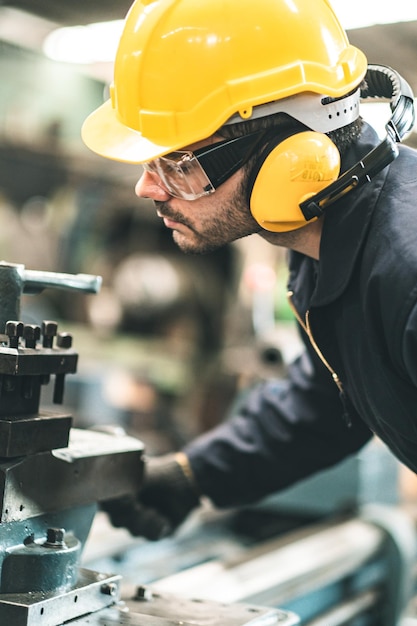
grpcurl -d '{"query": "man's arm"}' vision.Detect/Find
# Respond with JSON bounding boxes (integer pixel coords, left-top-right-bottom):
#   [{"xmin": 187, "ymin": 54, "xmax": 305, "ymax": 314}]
[
  {"xmin": 102, "ymin": 336, "xmax": 373, "ymax": 538},
  {"xmin": 185, "ymin": 343, "xmax": 373, "ymax": 508}
]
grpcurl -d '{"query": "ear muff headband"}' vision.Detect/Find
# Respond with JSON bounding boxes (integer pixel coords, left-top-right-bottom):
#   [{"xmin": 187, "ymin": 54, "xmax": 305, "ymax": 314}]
[
  {"xmin": 301, "ymin": 64, "xmax": 415, "ymax": 221},
  {"xmin": 249, "ymin": 65, "xmax": 415, "ymax": 232}
]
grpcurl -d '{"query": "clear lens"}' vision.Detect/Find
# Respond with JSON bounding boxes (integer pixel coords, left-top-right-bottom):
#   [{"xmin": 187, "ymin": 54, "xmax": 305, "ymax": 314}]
[{"xmin": 143, "ymin": 151, "xmax": 215, "ymax": 200}]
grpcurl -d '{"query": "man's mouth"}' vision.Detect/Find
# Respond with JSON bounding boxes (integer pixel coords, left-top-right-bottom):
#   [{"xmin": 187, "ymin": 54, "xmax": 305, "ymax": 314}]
[
  {"xmin": 157, "ymin": 209, "xmax": 189, "ymax": 230},
  {"xmin": 155, "ymin": 200, "xmax": 194, "ymax": 231},
  {"xmin": 162, "ymin": 216, "xmax": 182, "ymax": 229}
]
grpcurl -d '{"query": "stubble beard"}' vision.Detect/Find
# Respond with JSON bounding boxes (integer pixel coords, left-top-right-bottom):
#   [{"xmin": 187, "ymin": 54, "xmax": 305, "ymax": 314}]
[{"xmin": 155, "ymin": 181, "xmax": 261, "ymax": 255}]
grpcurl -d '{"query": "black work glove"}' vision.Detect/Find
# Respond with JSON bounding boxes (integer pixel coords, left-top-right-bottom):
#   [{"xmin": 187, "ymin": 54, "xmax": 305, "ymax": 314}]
[{"xmin": 101, "ymin": 453, "xmax": 201, "ymax": 540}]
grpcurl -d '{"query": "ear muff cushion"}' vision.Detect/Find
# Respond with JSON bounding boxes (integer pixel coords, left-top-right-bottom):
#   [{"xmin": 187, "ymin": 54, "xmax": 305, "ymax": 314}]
[{"xmin": 250, "ymin": 131, "xmax": 341, "ymax": 232}]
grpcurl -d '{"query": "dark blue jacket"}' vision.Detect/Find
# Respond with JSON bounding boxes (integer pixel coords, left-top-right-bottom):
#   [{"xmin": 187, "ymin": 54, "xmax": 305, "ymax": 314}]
[{"xmin": 185, "ymin": 124, "xmax": 417, "ymax": 507}]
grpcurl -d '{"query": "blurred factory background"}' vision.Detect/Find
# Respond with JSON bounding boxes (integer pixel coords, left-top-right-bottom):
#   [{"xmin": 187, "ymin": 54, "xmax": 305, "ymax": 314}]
[{"xmin": 1, "ymin": 2, "xmax": 417, "ymax": 625}]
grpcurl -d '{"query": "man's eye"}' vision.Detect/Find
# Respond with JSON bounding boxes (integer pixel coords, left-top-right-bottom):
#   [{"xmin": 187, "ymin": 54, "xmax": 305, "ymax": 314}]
[{"xmin": 181, "ymin": 162, "xmax": 193, "ymax": 174}]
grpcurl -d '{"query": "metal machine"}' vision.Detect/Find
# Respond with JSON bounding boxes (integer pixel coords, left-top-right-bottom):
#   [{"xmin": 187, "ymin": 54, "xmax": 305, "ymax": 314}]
[{"xmin": 0, "ymin": 261, "xmax": 299, "ymax": 626}]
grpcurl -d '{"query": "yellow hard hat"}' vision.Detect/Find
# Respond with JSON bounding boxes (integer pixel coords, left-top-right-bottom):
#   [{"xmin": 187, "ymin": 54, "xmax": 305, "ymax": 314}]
[{"xmin": 82, "ymin": 0, "xmax": 367, "ymax": 163}]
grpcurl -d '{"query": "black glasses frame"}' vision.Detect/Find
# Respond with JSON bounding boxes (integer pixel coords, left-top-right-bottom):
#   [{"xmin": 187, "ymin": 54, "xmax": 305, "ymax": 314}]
[{"xmin": 191, "ymin": 129, "xmax": 269, "ymax": 191}]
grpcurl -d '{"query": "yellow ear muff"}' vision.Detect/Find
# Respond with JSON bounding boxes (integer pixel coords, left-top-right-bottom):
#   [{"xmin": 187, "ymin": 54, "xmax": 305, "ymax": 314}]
[{"xmin": 250, "ymin": 131, "xmax": 341, "ymax": 232}]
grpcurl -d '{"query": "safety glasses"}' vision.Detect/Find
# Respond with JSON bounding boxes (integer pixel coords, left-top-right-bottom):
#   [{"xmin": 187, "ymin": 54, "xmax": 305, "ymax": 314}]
[{"xmin": 143, "ymin": 129, "xmax": 268, "ymax": 200}]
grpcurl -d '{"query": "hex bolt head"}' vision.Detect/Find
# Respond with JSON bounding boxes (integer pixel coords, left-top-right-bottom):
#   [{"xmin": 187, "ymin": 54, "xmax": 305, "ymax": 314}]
[
  {"xmin": 57, "ymin": 332, "xmax": 73, "ymax": 349},
  {"xmin": 44, "ymin": 527, "xmax": 66, "ymax": 548},
  {"xmin": 5, "ymin": 320, "xmax": 24, "ymax": 348},
  {"xmin": 101, "ymin": 582, "xmax": 118, "ymax": 597},
  {"xmin": 23, "ymin": 324, "xmax": 41, "ymax": 348},
  {"xmin": 135, "ymin": 585, "xmax": 153, "ymax": 601},
  {"xmin": 42, "ymin": 320, "xmax": 58, "ymax": 348}
]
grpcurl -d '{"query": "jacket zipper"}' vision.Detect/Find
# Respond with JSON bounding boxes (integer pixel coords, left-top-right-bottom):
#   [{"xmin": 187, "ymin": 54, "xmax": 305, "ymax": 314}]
[{"xmin": 287, "ymin": 290, "xmax": 352, "ymax": 427}]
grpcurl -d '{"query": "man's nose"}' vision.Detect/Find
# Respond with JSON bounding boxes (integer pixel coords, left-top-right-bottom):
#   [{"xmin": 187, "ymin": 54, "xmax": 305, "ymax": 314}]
[{"xmin": 135, "ymin": 170, "xmax": 171, "ymax": 201}]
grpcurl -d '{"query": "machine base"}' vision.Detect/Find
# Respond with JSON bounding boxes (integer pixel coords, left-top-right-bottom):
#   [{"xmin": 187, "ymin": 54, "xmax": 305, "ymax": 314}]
[{"xmin": 0, "ymin": 568, "xmax": 122, "ymax": 626}]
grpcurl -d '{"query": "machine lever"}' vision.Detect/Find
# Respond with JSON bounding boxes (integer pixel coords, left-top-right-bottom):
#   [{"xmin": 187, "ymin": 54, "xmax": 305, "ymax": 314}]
[
  {"xmin": 0, "ymin": 261, "xmax": 102, "ymax": 335},
  {"xmin": 22, "ymin": 269, "xmax": 102, "ymax": 295}
]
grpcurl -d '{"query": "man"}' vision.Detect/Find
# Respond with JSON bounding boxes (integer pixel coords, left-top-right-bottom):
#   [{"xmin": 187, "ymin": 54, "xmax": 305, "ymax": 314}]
[{"xmin": 82, "ymin": 0, "xmax": 417, "ymax": 540}]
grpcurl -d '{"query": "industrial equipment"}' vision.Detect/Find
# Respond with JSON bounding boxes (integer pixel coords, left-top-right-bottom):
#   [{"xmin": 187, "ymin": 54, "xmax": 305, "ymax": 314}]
[{"xmin": 0, "ymin": 261, "xmax": 298, "ymax": 626}]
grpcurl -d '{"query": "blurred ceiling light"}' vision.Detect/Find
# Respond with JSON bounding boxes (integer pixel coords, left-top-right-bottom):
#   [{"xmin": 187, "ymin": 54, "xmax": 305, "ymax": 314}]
[
  {"xmin": 0, "ymin": 7, "xmax": 58, "ymax": 49},
  {"xmin": 43, "ymin": 20, "xmax": 124, "ymax": 64},
  {"xmin": 330, "ymin": 0, "xmax": 417, "ymax": 29},
  {"xmin": 39, "ymin": 1, "xmax": 417, "ymax": 66}
]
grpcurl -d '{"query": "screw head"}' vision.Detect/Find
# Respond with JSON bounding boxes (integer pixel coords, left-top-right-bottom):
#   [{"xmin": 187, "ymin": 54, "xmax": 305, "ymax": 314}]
[
  {"xmin": 101, "ymin": 582, "xmax": 118, "ymax": 597},
  {"xmin": 42, "ymin": 320, "xmax": 58, "ymax": 347},
  {"xmin": 44, "ymin": 527, "xmax": 66, "ymax": 548},
  {"xmin": 5, "ymin": 320, "xmax": 24, "ymax": 348},
  {"xmin": 23, "ymin": 324, "xmax": 41, "ymax": 348},
  {"xmin": 57, "ymin": 332, "xmax": 73, "ymax": 349},
  {"xmin": 135, "ymin": 585, "xmax": 153, "ymax": 601}
]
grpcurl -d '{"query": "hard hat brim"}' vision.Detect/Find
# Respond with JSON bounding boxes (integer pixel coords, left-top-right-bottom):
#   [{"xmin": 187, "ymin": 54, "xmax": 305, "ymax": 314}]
[{"xmin": 81, "ymin": 99, "xmax": 171, "ymax": 164}]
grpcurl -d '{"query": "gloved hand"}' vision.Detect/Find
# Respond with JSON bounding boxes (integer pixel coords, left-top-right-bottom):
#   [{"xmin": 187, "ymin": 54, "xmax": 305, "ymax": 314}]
[{"xmin": 101, "ymin": 452, "xmax": 201, "ymax": 540}]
